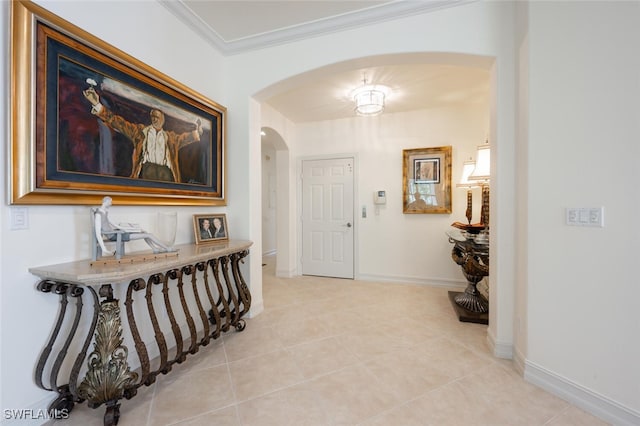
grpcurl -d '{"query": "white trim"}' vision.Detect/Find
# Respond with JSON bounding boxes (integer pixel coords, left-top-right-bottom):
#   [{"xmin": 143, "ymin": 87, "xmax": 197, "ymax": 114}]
[
  {"xmin": 486, "ymin": 327, "xmax": 513, "ymax": 359},
  {"xmin": 275, "ymin": 268, "xmax": 295, "ymax": 278},
  {"xmin": 524, "ymin": 360, "xmax": 640, "ymax": 426},
  {"xmin": 248, "ymin": 300, "xmax": 264, "ymax": 318},
  {"xmin": 262, "ymin": 249, "xmax": 276, "ymax": 257},
  {"xmin": 512, "ymin": 345, "xmax": 526, "ymax": 376},
  {"xmin": 160, "ymin": 0, "xmax": 477, "ymax": 55},
  {"xmin": 356, "ymin": 273, "xmax": 466, "ymax": 290},
  {"xmin": 158, "ymin": 0, "xmax": 228, "ymax": 52}
]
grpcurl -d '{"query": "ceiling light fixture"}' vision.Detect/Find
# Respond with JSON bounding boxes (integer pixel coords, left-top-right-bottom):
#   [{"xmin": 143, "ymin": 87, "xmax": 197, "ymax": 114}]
[{"xmin": 351, "ymin": 75, "xmax": 389, "ymax": 116}]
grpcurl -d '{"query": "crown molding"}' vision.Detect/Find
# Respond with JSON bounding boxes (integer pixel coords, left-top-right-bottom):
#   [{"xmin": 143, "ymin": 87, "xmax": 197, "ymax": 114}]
[
  {"xmin": 158, "ymin": 0, "xmax": 229, "ymax": 53},
  {"xmin": 160, "ymin": 0, "xmax": 476, "ymax": 56}
]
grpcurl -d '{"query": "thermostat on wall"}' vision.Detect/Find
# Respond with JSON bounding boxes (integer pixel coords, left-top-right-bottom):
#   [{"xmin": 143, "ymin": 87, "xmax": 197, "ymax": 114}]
[{"xmin": 374, "ymin": 190, "xmax": 386, "ymax": 205}]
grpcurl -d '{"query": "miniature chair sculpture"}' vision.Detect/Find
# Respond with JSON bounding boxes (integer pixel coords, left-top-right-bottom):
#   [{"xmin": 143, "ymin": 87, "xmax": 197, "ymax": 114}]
[
  {"xmin": 91, "ymin": 196, "xmax": 175, "ymax": 261},
  {"xmin": 91, "ymin": 207, "xmax": 127, "ymax": 260}
]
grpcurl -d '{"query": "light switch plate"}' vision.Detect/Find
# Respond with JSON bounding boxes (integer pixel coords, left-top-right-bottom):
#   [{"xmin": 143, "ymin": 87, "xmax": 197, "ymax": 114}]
[
  {"xmin": 566, "ymin": 207, "xmax": 604, "ymax": 227},
  {"xmin": 588, "ymin": 207, "xmax": 604, "ymax": 227},
  {"xmin": 10, "ymin": 207, "xmax": 29, "ymax": 230}
]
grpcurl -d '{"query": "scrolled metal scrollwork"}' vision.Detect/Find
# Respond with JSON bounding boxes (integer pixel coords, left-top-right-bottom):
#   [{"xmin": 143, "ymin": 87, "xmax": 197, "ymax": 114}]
[
  {"xmin": 211, "ymin": 258, "xmax": 232, "ymax": 332},
  {"xmin": 37, "ymin": 280, "xmax": 56, "ymax": 293},
  {"xmin": 177, "ymin": 266, "xmax": 199, "ymax": 356},
  {"xmin": 69, "ymin": 286, "xmax": 100, "ymax": 403},
  {"xmin": 144, "ymin": 273, "xmax": 170, "ymax": 384},
  {"xmin": 78, "ymin": 298, "xmax": 138, "ymax": 410},
  {"xmin": 163, "ymin": 268, "xmax": 186, "ymax": 364},
  {"xmin": 35, "ymin": 281, "xmax": 86, "ymax": 416},
  {"xmin": 49, "ymin": 285, "xmax": 84, "ymax": 399},
  {"xmin": 125, "ymin": 277, "xmax": 149, "ymax": 392},
  {"xmin": 191, "ymin": 261, "xmax": 212, "ymax": 347},
  {"xmin": 230, "ymin": 250, "xmax": 251, "ymax": 317}
]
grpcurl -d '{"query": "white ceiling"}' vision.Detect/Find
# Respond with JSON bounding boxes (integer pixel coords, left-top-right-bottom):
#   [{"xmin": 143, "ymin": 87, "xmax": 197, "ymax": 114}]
[
  {"xmin": 183, "ymin": 0, "xmax": 391, "ymax": 44},
  {"xmin": 264, "ymin": 63, "xmax": 490, "ymax": 123},
  {"xmin": 161, "ymin": 0, "xmax": 489, "ymax": 123}
]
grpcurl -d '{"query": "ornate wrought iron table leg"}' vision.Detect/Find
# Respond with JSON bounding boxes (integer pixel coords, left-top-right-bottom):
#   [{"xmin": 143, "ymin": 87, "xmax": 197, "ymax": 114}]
[
  {"xmin": 78, "ymin": 284, "xmax": 138, "ymax": 426},
  {"xmin": 34, "ymin": 280, "xmax": 89, "ymax": 418}
]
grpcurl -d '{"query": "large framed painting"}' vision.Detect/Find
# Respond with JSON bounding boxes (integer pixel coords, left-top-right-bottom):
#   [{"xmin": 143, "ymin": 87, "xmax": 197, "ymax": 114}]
[
  {"xmin": 402, "ymin": 146, "xmax": 452, "ymax": 214},
  {"xmin": 10, "ymin": 1, "xmax": 226, "ymax": 205}
]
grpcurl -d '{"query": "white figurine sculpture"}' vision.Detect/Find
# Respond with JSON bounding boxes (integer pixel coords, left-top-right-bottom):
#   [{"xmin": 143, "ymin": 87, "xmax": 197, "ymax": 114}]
[{"xmin": 92, "ymin": 196, "xmax": 175, "ymax": 259}]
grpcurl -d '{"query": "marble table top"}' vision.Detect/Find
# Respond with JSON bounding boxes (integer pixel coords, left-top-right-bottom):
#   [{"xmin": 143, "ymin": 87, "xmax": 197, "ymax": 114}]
[{"xmin": 29, "ymin": 240, "xmax": 253, "ymax": 286}]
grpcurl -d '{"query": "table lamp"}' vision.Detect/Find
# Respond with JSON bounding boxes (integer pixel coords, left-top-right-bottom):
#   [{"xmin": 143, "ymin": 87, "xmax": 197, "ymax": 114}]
[
  {"xmin": 468, "ymin": 142, "xmax": 490, "ymax": 227},
  {"xmin": 456, "ymin": 159, "xmax": 477, "ymax": 224}
]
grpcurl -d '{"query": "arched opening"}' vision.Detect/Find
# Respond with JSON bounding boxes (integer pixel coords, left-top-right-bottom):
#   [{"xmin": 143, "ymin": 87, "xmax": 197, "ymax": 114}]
[
  {"xmin": 260, "ymin": 126, "xmax": 293, "ymax": 277},
  {"xmin": 253, "ymin": 52, "xmax": 508, "ymax": 356}
]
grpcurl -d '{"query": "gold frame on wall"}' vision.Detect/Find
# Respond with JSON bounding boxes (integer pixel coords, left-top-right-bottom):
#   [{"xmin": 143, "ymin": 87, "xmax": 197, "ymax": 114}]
[
  {"xmin": 402, "ymin": 146, "xmax": 452, "ymax": 214},
  {"xmin": 10, "ymin": 0, "xmax": 226, "ymax": 206}
]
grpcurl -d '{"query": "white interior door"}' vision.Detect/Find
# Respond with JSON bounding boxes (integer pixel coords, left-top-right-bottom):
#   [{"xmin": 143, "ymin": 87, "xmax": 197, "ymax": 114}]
[{"xmin": 302, "ymin": 157, "xmax": 354, "ymax": 279}]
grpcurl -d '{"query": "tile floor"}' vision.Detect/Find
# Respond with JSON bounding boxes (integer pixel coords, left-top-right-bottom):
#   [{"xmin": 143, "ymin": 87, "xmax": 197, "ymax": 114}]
[{"xmin": 53, "ymin": 255, "xmax": 609, "ymax": 426}]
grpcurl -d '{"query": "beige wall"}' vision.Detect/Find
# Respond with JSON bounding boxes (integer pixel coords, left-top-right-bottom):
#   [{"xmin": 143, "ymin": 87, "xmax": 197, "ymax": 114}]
[
  {"xmin": 293, "ymin": 104, "xmax": 488, "ymax": 284},
  {"xmin": 524, "ymin": 1, "xmax": 640, "ymax": 418}
]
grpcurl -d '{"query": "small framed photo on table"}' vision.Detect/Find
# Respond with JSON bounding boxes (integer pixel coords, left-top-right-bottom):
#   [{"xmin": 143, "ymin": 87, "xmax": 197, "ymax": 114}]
[{"xmin": 193, "ymin": 214, "xmax": 228, "ymax": 244}]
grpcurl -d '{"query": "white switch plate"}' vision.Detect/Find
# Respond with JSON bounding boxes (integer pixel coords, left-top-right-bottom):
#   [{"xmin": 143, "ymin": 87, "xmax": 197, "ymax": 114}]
[
  {"xmin": 10, "ymin": 207, "xmax": 29, "ymax": 230},
  {"xmin": 566, "ymin": 207, "xmax": 604, "ymax": 227}
]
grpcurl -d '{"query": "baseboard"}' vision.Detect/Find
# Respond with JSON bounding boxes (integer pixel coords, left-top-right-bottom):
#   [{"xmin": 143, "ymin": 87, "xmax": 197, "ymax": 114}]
[
  {"xmin": 275, "ymin": 268, "xmax": 295, "ymax": 278},
  {"xmin": 486, "ymin": 327, "xmax": 513, "ymax": 359},
  {"xmin": 248, "ymin": 299, "xmax": 264, "ymax": 317},
  {"xmin": 262, "ymin": 249, "xmax": 276, "ymax": 257},
  {"xmin": 356, "ymin": 273, "xmax": 466, "ymax": 290},
  {"xmin": 524, "ymin": 360, "xmax": 640, "ymax": 426},
  {"xmin": 512, "ymin": 346, "xmax": 526, "ymax": 376}
]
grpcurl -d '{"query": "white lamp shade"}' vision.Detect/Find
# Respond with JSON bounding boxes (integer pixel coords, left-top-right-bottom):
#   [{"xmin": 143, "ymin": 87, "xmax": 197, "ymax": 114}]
[
  {"xmin": 353, "ymin": 86, "xmax": 385, "ymax": 116},
  {"xmin": 456, "ymin": 160, "xmax": 477, "ymax": 187},
  {"xmin": 469, "ymin": 144, "xmax": 490, "ymax": 182},
  {"xmin": 351, "ymin": 82, "xmax": 390, "ymax": 116}
]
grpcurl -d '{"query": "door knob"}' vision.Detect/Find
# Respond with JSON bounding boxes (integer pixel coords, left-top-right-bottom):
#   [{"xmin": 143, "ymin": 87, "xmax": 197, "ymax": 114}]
[{"xmin": 344, "ymin": 222, "xmax": 352, "ymax": 228}]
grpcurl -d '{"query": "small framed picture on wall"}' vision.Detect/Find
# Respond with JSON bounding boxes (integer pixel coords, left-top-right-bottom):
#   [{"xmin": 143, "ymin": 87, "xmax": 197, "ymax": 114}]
[
  {"xmin": 193, "ymin": 214, "xmax": 228, "ymax": 244},
  {"xmin": 402, "ymin": 146, "xmax": 452, "ymax": 214}
]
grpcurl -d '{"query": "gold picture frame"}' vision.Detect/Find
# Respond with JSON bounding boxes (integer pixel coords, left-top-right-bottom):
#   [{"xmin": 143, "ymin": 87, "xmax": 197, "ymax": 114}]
[
  {"xmin": 193, "ymin": 214, "xmax": 229, "ymax": 244},
  {"xmin": 10, "ymin": 1, "xmax": 226, "ymax": 205},
  {"xmin": 402, "ymin": 146, "xmax": 452, "ymax": 214}
]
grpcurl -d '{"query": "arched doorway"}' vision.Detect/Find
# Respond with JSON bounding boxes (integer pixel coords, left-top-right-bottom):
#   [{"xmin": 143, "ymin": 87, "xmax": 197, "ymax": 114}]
[
  {"xmin": 260, "ymin": 126, "xmax": 293, "ymax": 277},
  {"xmin": 253, "ymin": 52, "xmax": 512, "ymax": 358}
]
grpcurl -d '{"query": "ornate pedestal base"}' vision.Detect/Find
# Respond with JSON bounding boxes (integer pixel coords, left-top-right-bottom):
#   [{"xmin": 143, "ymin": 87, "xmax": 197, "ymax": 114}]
[
  {"xmin": 447, "ymin": 228, "xmax": 489, "ymax": 325},
  {"xmin": 448, "ymin": 291, "xmax": 488, "ymax": 324}
]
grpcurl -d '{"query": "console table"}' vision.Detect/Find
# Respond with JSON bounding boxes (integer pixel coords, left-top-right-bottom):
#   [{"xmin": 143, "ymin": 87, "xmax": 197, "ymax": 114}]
[{"xmin": 29, "ymin": 240, "xmax": 252, "ymax": 425}]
